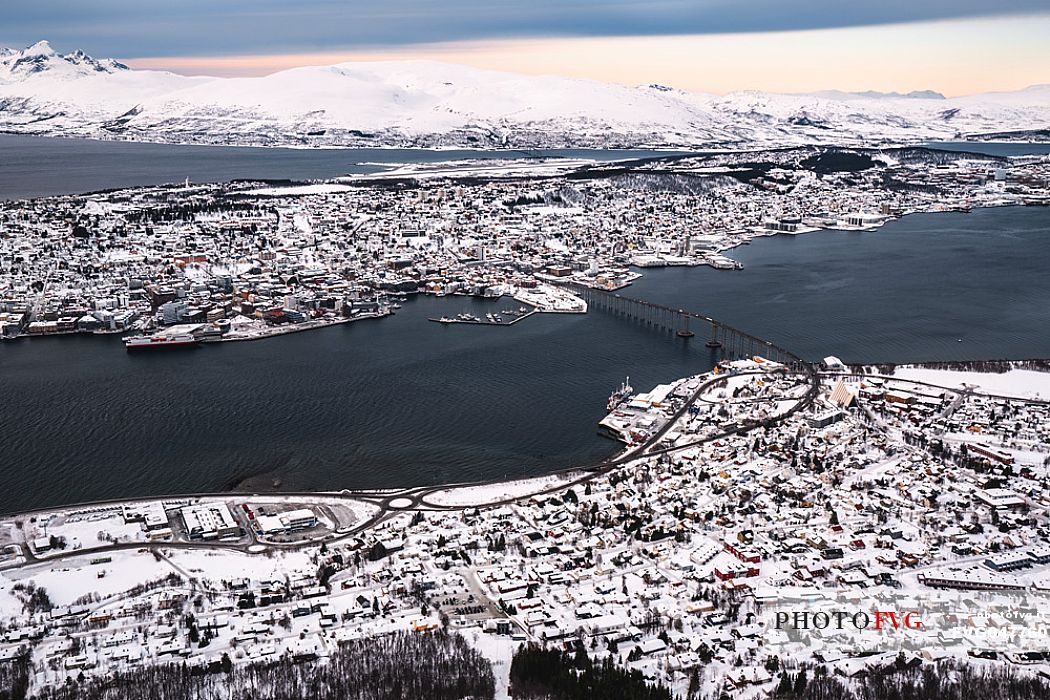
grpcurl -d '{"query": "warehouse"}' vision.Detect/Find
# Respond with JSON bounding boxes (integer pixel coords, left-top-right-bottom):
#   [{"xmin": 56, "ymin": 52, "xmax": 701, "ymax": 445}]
[{"xmin": 179, "ymin": 503, "xmax": 240, "ymax": 540}]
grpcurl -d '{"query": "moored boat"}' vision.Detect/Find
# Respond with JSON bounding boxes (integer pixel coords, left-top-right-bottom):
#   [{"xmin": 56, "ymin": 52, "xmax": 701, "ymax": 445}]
[
  {"xmin": 607, "ymin": 376, "xmax": 634, "ymax": 412},
  {"xmin": 124, "ymin": 333, "xmax": 201, "ymax": 350}
]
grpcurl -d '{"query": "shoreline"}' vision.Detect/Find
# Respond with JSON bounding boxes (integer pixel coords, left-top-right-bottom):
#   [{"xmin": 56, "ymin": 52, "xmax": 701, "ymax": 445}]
[
  {"xmin": 5, "ymin": 197, "xmax": 1040, "ymax": 347},
  {"xmin": 202, "ymin": 310, "xmax": 391, "ymax": 344},
  {"xmin": 6, "ymin": 345, "xmax": 1047, "ymax": 520},
  {"xmin": 0, "ymin": 357, "xmax": 799, "ymax": 522},
  {"xmin": 9, "ymin": 128, "xmax": 1050, "ymax": 154}
]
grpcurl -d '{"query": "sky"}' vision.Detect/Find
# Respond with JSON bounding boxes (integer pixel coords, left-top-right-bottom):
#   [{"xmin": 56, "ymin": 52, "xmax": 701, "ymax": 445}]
[{"xmin": 2, "ymin": 1, "xmax": 1049, "ymax": 95}]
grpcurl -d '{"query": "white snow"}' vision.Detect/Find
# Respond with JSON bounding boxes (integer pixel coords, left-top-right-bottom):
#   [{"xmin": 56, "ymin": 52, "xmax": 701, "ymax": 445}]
[
  {"xmin": 3, "ymin": 551, "xmax": 173, "ymax": 608},
  {"xmin": 427, "ymin": 474, "xmax": 576, "ymax": 507},
  {"xmin": 891, "ymin": 367, "xmax": 1050, "ymax": 400},
  {"xmin": 1, "ymin": 40, "xmax": 1049, "ymax": 146},
  {"xmin": 246, "ymin": 184, "xmax": 354, "ymax": 196}
]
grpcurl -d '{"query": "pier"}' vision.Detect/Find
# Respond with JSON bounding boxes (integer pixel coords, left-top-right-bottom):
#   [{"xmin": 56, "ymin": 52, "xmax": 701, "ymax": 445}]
[
  {"xmin": 428, "ymin": 310, "xmax": 537, "ymax": 326},
  {"xmin": 557, "ymin": 282, "xmax": 807, "ymax": 370}
]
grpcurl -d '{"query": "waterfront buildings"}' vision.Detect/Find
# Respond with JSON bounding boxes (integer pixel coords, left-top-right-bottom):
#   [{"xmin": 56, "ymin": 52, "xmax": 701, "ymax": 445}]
[
  {"xmin": 1, "ymin": 145, "xmax": 1047, "ymax": 344},
  {"xmin": 2, "ymin": 359, "xmax": 1050, "ymax": 695}
]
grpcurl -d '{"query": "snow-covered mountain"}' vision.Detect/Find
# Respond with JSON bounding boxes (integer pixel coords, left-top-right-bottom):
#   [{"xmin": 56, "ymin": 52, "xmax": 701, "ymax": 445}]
[
  {"xmin": 0, "ymin": 41, "xmax": 209, "ymax": 135},
  {"xmin": 0, "ymin": 41, "xmax": 1047, "ymax": 148},
  {"xmin": 0, "ymin": 40, "xmax": 128, "ymax": 80}
]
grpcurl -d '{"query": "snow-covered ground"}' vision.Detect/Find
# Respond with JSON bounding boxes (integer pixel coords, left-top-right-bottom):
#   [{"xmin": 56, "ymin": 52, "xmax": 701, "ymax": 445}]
[
  {"xmin": 890, "ymin": 367, "xmax": 1050, "ymax": 400},
  {"xmin": 426, "ymin": 474, "xmax": 576, "ymax": 507},
  {"xmin": 245, "ymin": 184, "xmax": 355, "ymax": 196},
  {"xmin": 3, "ymin": 550, "xmax": 174, "ymax": 608}
]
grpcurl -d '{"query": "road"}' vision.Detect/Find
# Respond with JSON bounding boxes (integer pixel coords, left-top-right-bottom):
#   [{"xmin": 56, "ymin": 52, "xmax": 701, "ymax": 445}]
[{"xmin": 4, "ymin": 362, "xmax": 820, "ymax": 571}]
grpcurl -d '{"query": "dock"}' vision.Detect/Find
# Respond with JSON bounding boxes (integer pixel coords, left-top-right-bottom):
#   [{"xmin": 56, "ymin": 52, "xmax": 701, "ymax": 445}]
[
  {"xmin": 428, "ymin": 310, "xmax": 536, "ymax": 327},
  {"xmin": 200, "ymin": 310, "xmax": 392, "ymax": 344}
]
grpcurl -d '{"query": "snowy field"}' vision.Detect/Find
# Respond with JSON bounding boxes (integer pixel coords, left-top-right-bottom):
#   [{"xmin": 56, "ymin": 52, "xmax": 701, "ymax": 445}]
[
  {"xmin": 426, "ymin": 474, "xmax": 578, "ymax": 507},
  {"xmin": 890, "ymin": 367, "xmax": 1050, "ymax": 400},
  {"xmin": 2, "ymin": 550, "xmax": 174, "ymax": 608}
]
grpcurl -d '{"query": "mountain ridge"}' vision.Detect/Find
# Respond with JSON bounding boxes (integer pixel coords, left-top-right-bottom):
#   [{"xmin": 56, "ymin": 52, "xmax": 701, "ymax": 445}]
[{"xmin": 0, "ymin": 41, "xmax": 1047, "ymax": 148}]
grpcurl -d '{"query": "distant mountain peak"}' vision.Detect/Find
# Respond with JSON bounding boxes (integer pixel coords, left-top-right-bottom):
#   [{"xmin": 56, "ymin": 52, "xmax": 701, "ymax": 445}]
[
  {"xmin": 21, "ymin": 39, "xmax": 56, "ymax": 57},
  {"xmin": 0, "ymin": 40, "xmax": 128, "ymax": 80},
  {"xmin": 858, "ymin": 89, "xmax": 946, "ymax": 100},
  {"xmin": 806, "ymin": 88, "xmax": 946, "ymax": 101},
  {"xmin": 64, "ymin": 47, "xmax": 129, "ymax": 73}
]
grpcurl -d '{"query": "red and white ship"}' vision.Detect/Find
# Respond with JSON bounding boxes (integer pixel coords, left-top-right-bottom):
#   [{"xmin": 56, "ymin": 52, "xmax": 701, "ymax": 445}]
[{"xmin": 124, "ymin": 333, "xmax": 200, "ymax": 350}]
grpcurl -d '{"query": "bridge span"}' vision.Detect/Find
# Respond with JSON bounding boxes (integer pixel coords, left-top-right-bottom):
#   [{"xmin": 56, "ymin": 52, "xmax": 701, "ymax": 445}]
[{"xmin": 558, "ymin": 281, "xmax": 807, "ymax": 370}]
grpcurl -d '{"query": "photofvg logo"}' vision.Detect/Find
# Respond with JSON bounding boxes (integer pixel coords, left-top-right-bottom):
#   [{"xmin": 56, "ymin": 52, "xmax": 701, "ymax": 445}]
[
  {"xmin": 773, "ymin": 610, "xmax": 922, "ymax": 632},
  {"xmin": 756, "ymin": 603, "xmax": 936, "ymax": 655},
  {"xmin": 754, "ymin": 589, "xmax": 1050, "ymax": 656}
]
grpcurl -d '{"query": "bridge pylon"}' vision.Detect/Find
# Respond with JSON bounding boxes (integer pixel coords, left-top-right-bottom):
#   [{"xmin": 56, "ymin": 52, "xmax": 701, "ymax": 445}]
[
  {"xmin": 676, "ymin": 311, "xmax": 694, "ymax": 338},
  {"xmin": 705, "ymin": 321, "xmax": 722, "ymax": 348}
]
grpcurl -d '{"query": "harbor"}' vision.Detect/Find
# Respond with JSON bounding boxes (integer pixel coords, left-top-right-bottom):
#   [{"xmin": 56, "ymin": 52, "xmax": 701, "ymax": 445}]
[
  {"xmin": 3, "ymin": 207, "xmax": 1050, "ymax": 513},
  {"xmin": 428, "ymin": 306, "xmax": 536, "ymax": 326},
  {"xmin": 122, "ymin": 309, "xmax": 393, "ymax": 350}
]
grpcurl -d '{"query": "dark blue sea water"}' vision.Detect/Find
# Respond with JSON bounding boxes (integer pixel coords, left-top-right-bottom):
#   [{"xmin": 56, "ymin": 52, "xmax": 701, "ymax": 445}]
[
  {"xmin": 630, "ymin": 207, "xmax": 1050, "ymax": 364},
  {"xmin": 0, "ymin": 135, "xmax": 1048, "ymax": 514},
  {"xmin": 2, "ymin": 207, "xmax": 1047, "ymax": 514},
  {"xmin": 0, "ymin": 296, "xmax": 714, "ymax": 514},
  {"xmin": 0, "ymin": 134, "xmax": 687, "ymax": 201}
]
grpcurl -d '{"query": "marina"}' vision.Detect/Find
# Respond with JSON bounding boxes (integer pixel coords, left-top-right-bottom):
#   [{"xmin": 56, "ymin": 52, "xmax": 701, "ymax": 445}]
[{"xmin": 429, "ymin": 307, "xmax": 536, "ymax": 326}]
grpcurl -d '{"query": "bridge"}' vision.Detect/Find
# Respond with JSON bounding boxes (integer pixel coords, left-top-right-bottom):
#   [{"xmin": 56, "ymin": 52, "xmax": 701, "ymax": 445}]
[
  {"xmin": 559, "ymin": 281, "xmax": 807, "ymax": 370},
  {"xmin": 2, "ymin": 285, "xmax": 823, "ymax": 566}
]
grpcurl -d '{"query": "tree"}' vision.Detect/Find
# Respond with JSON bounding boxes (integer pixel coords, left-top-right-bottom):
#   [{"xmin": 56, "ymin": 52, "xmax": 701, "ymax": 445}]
[
  {"xmin": 368, "ymin": 541, "xmax": 388, "ymax": 561},
  {"xmin": 687, "ymin": 668, "xmax": 702, "ymax": 698},
  {"xmin": 794, "ymin": 668, "xmax": 808, "ymax": 696}
]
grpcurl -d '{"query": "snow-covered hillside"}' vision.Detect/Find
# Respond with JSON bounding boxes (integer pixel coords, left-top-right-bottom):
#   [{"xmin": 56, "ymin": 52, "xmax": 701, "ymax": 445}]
[
  {"xmin": 0, "ymin": 40, "xmax": 1048, "ymax": 148},
  {"xmin": 0, "ymin": 41, "xmax": 210, "ymax": 136}
]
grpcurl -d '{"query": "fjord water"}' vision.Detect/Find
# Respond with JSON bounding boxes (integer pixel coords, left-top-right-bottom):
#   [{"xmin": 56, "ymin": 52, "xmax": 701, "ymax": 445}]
[
  {"xmin": 632, "ymin": 207, "xmax": 1050, "ymax": 363},
  {"xmin": 0, "ymin": 299, "xmax": 713, "ymax": 513},
  {"xmin": 1, "ymin": 207, "xmax": 1048, "ymax": 513},
  {"xmin": 0, "ymin": 134, "xmax": 1045, "ymax": 202},
  {"xmin": 0, "ymin": 134, "xmax": 685, "ymax": 201}
]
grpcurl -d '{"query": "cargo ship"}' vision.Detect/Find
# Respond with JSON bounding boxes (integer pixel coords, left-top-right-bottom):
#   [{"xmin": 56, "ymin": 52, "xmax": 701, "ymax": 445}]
[
  {"xmin": 124, "ymin": 333, "xmax": 201, "ymax": 350},
  {"xmin": 607, "ymin": 377, "xmax": 634, "ymax": 412}
]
